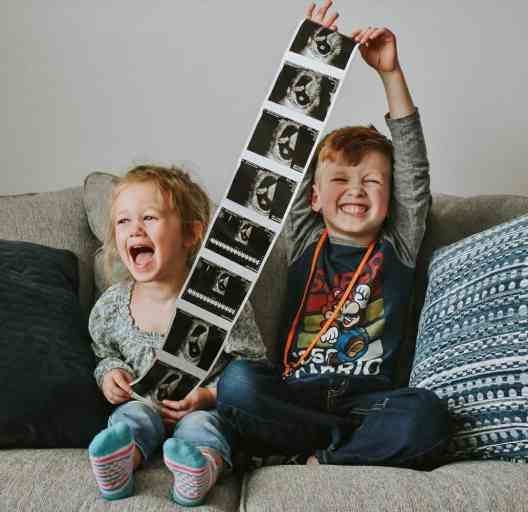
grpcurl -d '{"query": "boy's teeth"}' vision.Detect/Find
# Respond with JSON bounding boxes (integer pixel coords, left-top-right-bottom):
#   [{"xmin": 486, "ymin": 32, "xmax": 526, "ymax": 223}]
[{"xmin": 341, "ymin": 205, "xmax": 367, "ymax": 214}]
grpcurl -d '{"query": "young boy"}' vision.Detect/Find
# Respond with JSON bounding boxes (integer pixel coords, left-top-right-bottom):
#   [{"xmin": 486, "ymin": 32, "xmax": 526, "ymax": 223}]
[{"xmin": 217, "ymin": 1, "xmax": 450, "ymax": 467}]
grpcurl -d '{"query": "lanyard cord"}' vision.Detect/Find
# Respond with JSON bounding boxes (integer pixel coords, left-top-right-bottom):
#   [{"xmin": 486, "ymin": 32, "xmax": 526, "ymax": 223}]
[{"xmin": 282, "ymin": 229, "xmax": 376, "ymax": 379}]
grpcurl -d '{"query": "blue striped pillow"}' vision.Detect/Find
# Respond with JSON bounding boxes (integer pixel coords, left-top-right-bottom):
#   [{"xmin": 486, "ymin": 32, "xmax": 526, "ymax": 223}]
[{"xmin": 410, "ymin": 214, "xmax": 528, "ymax": 462}]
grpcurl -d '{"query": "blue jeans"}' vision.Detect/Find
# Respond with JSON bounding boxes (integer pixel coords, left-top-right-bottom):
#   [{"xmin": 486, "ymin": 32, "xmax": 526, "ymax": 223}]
[
  {"xmin": 108, "ymin": 401, "xmax": 233, "ymax": 468},
  {"xmin": 217, "ymin": 360, "xmax": 450, "ymax": 468}
]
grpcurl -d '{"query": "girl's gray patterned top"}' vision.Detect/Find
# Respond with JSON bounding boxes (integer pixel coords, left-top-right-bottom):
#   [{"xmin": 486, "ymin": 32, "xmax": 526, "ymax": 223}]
[{"xmin": 89, "ymin": 280, "xmax": 267, "ymax": 388}]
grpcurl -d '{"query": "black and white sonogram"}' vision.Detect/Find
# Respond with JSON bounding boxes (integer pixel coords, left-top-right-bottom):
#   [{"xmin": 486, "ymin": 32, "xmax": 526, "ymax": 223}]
[
  {"xmin": 227, "ymin": 160, "xmax": 294, "ymax": 222},
  {"xmin": 270, "ymin": 63, "xmax": 338, "ymax": 121},
  {"xmin": 248, "ymin": 110, "xmax": 318, "ymax": 172},
  {"xmin": 182, "ymin": 259, "xmax": 250, "ymax": 321},
  {"xmin": 131, "ymin": 360, "xmax": 200, "ymax": 402},
  {"xmin": 290, "ymin": 19, "xmax": 356, "ymax": 70},
  {"xmin": 164, "ymin": 310, "xmax": 226, "ymax": 371},
  {"xmin": 206, "ymin": 209, "xmax": 274, "ymax": 272}
]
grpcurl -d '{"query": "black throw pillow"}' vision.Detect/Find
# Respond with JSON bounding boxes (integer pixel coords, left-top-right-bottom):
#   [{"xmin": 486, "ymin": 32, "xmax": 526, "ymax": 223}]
[{"xmin": 0, "ymin": 240, "xmax": 111, "ymax": 448}]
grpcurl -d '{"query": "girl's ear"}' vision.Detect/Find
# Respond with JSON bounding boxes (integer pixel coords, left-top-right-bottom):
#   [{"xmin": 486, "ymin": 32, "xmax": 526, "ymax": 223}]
[{"xmin": 184, "ymin": 221, "xmax": 205, "ymax": 249}]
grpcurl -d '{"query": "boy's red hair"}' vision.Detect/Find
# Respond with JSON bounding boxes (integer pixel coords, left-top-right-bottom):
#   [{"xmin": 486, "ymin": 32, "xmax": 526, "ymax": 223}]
[{"xmin": 317, "ymin": 125, "xmax": 394, "ymax": 171}]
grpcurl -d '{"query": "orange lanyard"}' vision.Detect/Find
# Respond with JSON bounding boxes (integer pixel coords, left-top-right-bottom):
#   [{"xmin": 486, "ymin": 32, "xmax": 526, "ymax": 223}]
[{"xmin": 282, "ymin": 229, "xmax": 376, "ymax": 379}]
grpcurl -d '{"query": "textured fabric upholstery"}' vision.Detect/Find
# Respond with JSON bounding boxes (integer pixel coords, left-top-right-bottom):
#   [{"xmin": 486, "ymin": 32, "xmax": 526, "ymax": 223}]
[
  {"xmin": 241, "ymin": 462, "xmax": 528, "ymax": 512},
  {"xmin": 0, "ymin": 187, "xmax": 99, "ymax": 315},
  {"xmin": 410, "ymin": 213, "xmax": 528, "ymax": 462},
  {"xmin": 395, "ymin": 194, "xmax": 528, "ymax": 386},
  {"xmin": 0, "ymin": 240, "xmax": 110, "ymax": 448},
  {"xmin": 82, "ymin": 171, "xmax": 117, "ymax": 243},
  {"xmin": 1, "ymin": 449, "xmax": 241, "ymax": 511}
]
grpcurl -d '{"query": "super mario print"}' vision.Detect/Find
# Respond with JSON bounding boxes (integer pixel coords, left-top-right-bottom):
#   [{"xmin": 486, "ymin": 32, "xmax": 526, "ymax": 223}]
[{"xmin": 292, "ymin": 248, "xmax": 385, "ymax": 375}]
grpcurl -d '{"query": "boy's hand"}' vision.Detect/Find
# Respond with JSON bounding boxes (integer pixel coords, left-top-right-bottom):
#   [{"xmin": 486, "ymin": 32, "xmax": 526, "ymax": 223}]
[
  {"xmin": 306, "ymin": 3, "xmax": 413, "ymax": 118},
  {"xmin": 306, "ymin": 0, "xmax": 339, "ymax": 30},
  {"xmin": 102, "ymin": 369, "xmax": 133, "ymax": 405},
  {"xmin": 307, "ymin": 3, "xmax": 399, "ymax": 74},
  {"xmin": 350, "ymin": 27, "xmax": 400, "ymax": 75},
  {"xmin": 160, "ymin": 387, "xmax": 217, "ymax": 426}
]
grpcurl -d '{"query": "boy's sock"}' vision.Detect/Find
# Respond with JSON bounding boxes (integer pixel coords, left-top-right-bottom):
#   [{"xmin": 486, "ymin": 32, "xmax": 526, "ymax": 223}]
[
  {"xmin": 163, "ymin": 438, "xmax": 221, "ymax": 507},
  {"xmin": 88, "ymin": 422, "xmax": 135, "ymax": 500}
]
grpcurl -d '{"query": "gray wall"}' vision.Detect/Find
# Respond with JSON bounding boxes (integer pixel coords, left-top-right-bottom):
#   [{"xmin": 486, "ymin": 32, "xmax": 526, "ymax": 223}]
[{"xmin": 2, "ymin": 1, "xmax": 527, "ymax": 200}]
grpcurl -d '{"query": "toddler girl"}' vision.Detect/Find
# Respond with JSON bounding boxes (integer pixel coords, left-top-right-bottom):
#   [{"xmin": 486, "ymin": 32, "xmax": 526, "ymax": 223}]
[{"xmin": 88, "ymin": 165, "xmax": 266, "ymax": 506}]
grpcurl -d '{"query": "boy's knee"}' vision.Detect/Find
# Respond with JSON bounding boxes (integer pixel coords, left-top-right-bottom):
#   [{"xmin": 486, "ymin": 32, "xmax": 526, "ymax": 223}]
[
  {"xmin": 407, "ymin": 388, "xmax": 450, "ymax": 440},
  {"xmin": 415, "ymin": 388, "xmax": 448, "ymax": 418},
  {"xmin": 219, "ymin": 360, "xmax": 254, "ymax": 394},
  {"xmin": 218, "ymin": 360, "xmax": 263, "ymax": 412},
  {"xmin": 220, "ymin": 359, "xmax": 254, "ymax": 380}
]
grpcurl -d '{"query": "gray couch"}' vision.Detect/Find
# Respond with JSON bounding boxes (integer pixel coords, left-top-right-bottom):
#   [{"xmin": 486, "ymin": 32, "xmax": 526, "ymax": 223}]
[{"xmin": 1, "ymin": 182, "xmax": 527, "ymax": 512}]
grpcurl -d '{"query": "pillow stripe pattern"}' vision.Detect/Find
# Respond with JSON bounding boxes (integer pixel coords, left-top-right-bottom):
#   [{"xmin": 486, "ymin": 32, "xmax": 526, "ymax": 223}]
[{"xmin": 410, "ymin": 214, "xmax": 528, "ymax": 463}]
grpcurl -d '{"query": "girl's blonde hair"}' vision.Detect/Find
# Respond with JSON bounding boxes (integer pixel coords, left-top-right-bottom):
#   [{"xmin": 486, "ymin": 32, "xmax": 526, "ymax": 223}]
[{"xmin": 103, "ymin": 164, "xmax": 211, "ymax": 284}]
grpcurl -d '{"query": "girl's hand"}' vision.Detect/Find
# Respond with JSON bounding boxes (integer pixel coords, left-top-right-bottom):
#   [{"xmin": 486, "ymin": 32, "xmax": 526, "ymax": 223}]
[
  {"xmin": 102, "ymin": 369, "xmax": 133, "ymax": 405},
  {"xmin": 160, "ymin": 387, "xmax": 217, "ymax": 426},
  {"xmin": 306, "ymin": 0, "xmax": 339, "ymax": 30},
  {"xmin": 350, "ymin": 27, "xmax": 400, "ymax": 75}
]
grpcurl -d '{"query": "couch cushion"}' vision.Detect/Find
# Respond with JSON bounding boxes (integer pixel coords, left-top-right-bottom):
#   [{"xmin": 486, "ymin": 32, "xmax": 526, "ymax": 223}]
[
  {"xmin": 409, "ymin": 213, "xmax": 528, "ymax": 462},
  {"xmin": 240, "ymin": 461, "xmax": 527, "ymax": 512},
  {"xmin": 0, "ymin": 240, "xmax": 110, "ymax": 448},
  {"xmin": 395, "ymin": 193, "xmax": 528, "ymax": 387},
  {"xmin": 1, "ymin": 450, "xmax": 241, "ymax": 511},
  {"xmin": 83, "ymin": 171, "xmax": 118, "ymax": 243},
  {"xmin": 0, "ymin": 187, "xmax": 99, "ymax": 316}
]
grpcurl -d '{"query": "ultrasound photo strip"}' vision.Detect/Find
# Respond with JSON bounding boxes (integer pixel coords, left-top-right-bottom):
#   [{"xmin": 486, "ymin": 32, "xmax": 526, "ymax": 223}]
[
  {"xmin": 130, "ymin": 359, "xmax": 202, "ymax": 407},
  {"xmin": 290, "ymin": 18, "xmax": 357, "ymax": 70},
  {"xmin": 162, "ymin": 309, "xmax": 227, "ymax": 372},
  {"xmin": 131, "ymin": 18, "xmax": 358, "ymax": 403},
  {"xmin": 248, "ymin": 109, "xmax": 319, "ymax": 173},
  {"xmin": 269, "ymin": 62, "xmax": 339, "ymax": 123},
  {"xmin": 182, "ymin": 257, "xmax": 251, "ymax": 322},
  {"xmin": 206, "ymin": 208, "xmax": 275, "ymax": 273},
  {"xmin": 226, "ymin": 160, "xmax": 295, "ymax": 223}
]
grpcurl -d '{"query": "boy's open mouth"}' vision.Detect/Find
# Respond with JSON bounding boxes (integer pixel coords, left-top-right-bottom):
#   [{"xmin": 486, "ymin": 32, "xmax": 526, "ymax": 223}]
[
  {"xmin": 129, "ymin": 244, "xmax": 155, "ymax": 266},
  {"xmin": 339, "ymin": 204, "xmax": 368, "ymax": 215}
]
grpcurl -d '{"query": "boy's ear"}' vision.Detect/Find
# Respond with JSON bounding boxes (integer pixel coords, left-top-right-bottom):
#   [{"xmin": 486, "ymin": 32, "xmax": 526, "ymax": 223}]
[
  {"xmin": 311, "ymin": 183, "xmax": 322, "ymax": 213},
  {"xmin": 184, "ymin": 221, "xmax": 204, "ymax": 249}
]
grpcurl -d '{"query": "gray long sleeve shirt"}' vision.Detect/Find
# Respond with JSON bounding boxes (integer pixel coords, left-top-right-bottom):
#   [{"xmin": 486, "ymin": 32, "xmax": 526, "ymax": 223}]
[{"xmin": 89, "ymin": 280, "xmax": 267, "ymax": 389}]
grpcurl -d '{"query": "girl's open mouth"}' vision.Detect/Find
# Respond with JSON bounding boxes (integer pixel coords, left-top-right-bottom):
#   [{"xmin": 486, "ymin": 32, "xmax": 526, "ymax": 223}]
[{"xmin": 129, "ymin": 245, "xmax": 155, "ymax": 267}]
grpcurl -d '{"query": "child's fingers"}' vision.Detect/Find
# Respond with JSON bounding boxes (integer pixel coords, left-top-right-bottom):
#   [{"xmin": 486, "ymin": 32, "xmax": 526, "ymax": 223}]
[
  {"xmin": 369, "ymin": 27, "xmax": 386, "ymax": 40},
  {"xmin": 313, "ymin": 0, "xmax": 333, "ymax": 22},
  {"xmin": 161, "ymin": 406, "xmax": 187, "ymax": 422},
  {"xmin": 162, "ymin": 398, "xmax": 188, "ymax": 411},
  {"xmin": 360, "ymin": 27, "xmax": 377, "ymax": 45},
  {"xmin": 108, "ymin": 387, "xmax": 129, "ymax": 404},
  {"xmin": 305, "ymin": 2, "xmax": 316, "ymax": 18},
  {"xmin": 350, "ymin": 28, "xmax": 362, "ymax": 40},
  {"xmin": 322, "ymin": 11, "xmax": 339, "ymax": 29},
  {"xmin": 352, "ymin": 28, "xmax": 369, "ymax": 43},
  {"xmin": 160, "ymin": 407, "xmax": 179, "ymax": 421},
  {"xmin": 114, "ymin": 372, "xmax": 132, "ymax": 393}
]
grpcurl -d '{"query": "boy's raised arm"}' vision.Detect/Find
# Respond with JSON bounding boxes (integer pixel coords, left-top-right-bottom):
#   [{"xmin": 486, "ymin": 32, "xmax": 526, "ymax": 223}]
[
  {"xmin": 351, "ymin": 26, "xmax": 415, "ymax": 119},
  {"xmin": 352, "ymin": 25, "xmax": 430, "ymax": 265}
]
